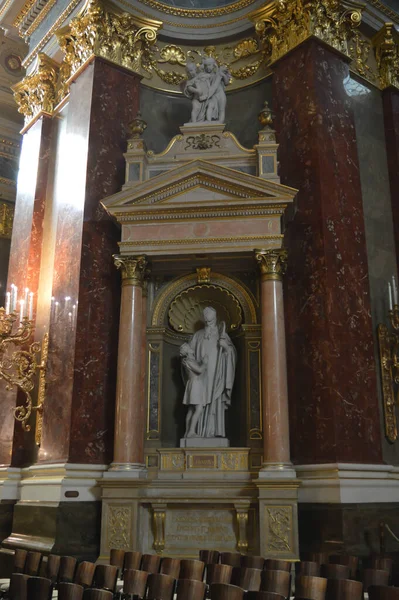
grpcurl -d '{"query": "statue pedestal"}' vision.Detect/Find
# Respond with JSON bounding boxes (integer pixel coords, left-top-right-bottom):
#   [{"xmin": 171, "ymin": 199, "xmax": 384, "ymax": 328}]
[{"xmin": 180, "ymin": 437, "xmax": 229, "ymax": 448}]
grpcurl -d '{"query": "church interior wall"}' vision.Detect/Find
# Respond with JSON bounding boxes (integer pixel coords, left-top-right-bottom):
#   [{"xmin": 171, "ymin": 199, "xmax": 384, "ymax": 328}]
[{"xmin": 351, "ymin": 74, "xmax": 399, "ymax": 466}]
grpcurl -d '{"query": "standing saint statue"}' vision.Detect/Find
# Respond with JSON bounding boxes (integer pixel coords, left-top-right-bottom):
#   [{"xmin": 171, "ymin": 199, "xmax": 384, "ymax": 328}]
[
  {"xmin": 180, "ymin": 306, "xmax": 236, "ymax": 441},
  {"xmin": 183, "ymin": 57, "xmax": 231, "ymax": 124}
]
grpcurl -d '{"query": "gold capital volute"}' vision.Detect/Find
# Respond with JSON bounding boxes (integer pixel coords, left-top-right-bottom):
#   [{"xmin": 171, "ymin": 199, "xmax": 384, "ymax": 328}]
[
  {"xmin": 255, "ymin": 248, "xmax": 288, "ymax": 281},
  {"xmin": 113, "ymin": 255, "xmax": 148, "ymax": 287}
]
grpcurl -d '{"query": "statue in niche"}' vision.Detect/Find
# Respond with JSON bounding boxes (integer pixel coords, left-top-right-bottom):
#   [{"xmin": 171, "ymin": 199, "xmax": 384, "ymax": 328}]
[
  {"xmin": 180, "ymin": 306, "xmax": 236, "ymax": 440},
  {"xmin": 183, "ymin": 57, "xmax": 231, "ymax": 124}
]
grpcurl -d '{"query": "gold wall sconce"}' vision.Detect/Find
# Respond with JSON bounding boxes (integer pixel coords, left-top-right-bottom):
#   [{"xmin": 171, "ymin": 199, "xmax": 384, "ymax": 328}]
[
  {"xmin": 0, "ymin": 307, "xmax": 48, "ymax": 445},
  {"xmin": 378, "ymin": 277, "xmax": 399, "ymax": 443}
]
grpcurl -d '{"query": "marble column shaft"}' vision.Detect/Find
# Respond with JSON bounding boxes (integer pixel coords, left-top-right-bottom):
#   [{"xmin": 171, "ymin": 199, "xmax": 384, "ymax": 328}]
[
  {"xmin": 256, "ymin": 249, "xmax": 291, "ymax": 469},
  {"xmin": 272, "ymin": 40, "xmax": 382, "ymax": 464},
  {"xmin": 38, "ymin": 58, "xmax": 141, "ymax": 465},
  {"xmin": 112, "ymin": 256, "xmax": 147, "ymax": 469},
  {"xmin": 0, "ymin": 116, "xmax": 53, "ymax": 467},
  {"xmin": 382, "ymin": 88, "xmax": 399, "ymax": 266}
]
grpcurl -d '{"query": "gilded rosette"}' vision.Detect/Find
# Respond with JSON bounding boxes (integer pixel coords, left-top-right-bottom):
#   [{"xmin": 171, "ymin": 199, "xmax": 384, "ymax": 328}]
[
  {"xmin": 255, "ymin": 248, "xmax": 288, "ymax": 281},
  {"xmin": 113, "ymin": 254, "xmax": 148, "ymax": 287}
]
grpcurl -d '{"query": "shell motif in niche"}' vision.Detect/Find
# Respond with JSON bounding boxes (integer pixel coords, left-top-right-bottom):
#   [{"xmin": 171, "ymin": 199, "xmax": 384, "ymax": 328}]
[{"xmin": 168, "ymin": 284, "xmax": 242, "ymax": 334}]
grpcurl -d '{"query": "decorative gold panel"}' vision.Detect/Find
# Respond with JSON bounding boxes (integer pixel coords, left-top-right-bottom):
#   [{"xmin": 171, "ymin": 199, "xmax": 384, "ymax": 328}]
[
  {"xmin": 107, "ymin": 505, "xmax": 132, "ymax": 550},
  {"xmin": 265, "ymin": 506, "xmax": 293, "ymax": 553},
  {"xmin": 378, "ymin": 324, "xmax": 398, "ymax": 443},
  {"xmin": 0, "ymin": 203, "xmax": 14, "ymax": 239}
]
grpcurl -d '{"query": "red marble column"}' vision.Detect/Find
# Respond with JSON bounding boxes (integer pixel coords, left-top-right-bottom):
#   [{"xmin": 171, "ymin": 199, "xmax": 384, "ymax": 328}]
[
  {"xmin": 0, "ymin": 116, "xmax": 53, "ymax": 467},
  {"xmin": 382, "ymin": 88, "xmax": 399, "ymax": 265},
  {"xmin": 255, "ymin": 249, "xmax": 295, "ymax": 477},
  {"xmin": 38, "ymin": 58, "xmax": 140, "ymax": 465},
  {"xmin": 272, "ymin": 40, "xmax": 382, "ymax": 465},
  {"xmin": 110, "ymin": 255, "xmax": 147, "ymax": 471}
]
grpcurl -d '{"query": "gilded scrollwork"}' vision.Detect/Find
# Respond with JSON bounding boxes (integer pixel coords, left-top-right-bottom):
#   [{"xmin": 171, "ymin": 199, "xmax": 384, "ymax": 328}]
[
  {"xmin": 373, "ymin": 23, "xmax": 399, "ymax": 91},
  {"xmin": 266, "ymin": 506, "xmax": 292, "ymax": 553},
  {"xmin": 377, "ymin": 323, "xmax": 398, "ymax": 443}
]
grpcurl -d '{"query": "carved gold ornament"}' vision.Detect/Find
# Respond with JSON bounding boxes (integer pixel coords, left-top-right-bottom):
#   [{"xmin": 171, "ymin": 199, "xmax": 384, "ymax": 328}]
[
  {"xmin": 168, "ymin": 284, "xmax": 242, "ymax": 334},
  {"xmin": 251, "ymin": 0, "xmax": 363, "ymax": 64},
  {"xmin": 265, "ymin": 506, "xmax": 292, "ymax": 553},
  {"xmin": 12, "ymin": 53, "xmax": 59, "ymax": 122},
  {"xmin": 373, "ymin": 23, "xmax": 399, "ymax": 91},
  {"xmin": 114, "ymin": 255, "xmax": 148, "ymax": 287},
  {"xmin": 0, "ymin": 203, "xmax": 14, "ymax": 239},
  {"xmin": 0, "ymin": 309, "xmax": 47, "ymax": 433},
  {"xmin": 378, "ymin": 321, "xmax": 398, "ymax": 443},
  {"xmin": 255, "ymin": 248, "xmax": 288, "ymax": 281}
]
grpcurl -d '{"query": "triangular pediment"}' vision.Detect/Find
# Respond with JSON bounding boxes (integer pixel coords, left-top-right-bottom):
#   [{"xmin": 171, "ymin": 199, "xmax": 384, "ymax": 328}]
[{"xmin": 102, "ymin": 159, "xmax": 296, "ymax": 214}]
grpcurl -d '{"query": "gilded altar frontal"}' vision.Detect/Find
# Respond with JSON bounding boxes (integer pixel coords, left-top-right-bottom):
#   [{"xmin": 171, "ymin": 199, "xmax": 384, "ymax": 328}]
[{"xmin": 0, "ymin": 0, "xmax": 398, "ymax": 579}]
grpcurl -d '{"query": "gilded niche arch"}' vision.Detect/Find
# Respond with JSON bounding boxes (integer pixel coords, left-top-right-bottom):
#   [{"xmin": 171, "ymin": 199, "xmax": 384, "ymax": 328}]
[{"xmin": 151, "ymin": 271, "xmax": 258, "ymax": 329}]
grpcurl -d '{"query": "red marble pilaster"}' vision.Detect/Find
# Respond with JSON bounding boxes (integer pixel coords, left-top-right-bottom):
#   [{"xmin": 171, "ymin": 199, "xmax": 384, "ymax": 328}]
[
  {"xmin": 0, "ymin": 117, "xmax": 53, "ymax": 467},
  {"xmin": 39, "ymin": 59, "xmax": 140, "ymax": 465},
  {"xmin": 272, "ymin": 40, "xmax": 382, "ymax": 464},
  {"xmin": 382, "ymin": 88, "xmax": 399, "ymax": 265}
]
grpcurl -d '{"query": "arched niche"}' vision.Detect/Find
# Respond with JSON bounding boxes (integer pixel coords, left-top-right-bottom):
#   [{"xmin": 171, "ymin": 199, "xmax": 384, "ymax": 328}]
[{"xmin": 145, "ymin": 271, "xmax": 262, "ymax": 453}]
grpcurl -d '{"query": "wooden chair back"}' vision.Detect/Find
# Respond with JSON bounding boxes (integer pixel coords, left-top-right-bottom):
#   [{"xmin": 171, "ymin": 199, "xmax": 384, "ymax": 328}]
[
  {"xmin": 241, "ymin": 556, "xmax": 265, "ymax": 570},
  {"xmin": 180, "ymin": 559, "xmax": 205, "ymax": 581},
  {"xmin": 231, "ymin": 567, "xmax": 262, "ymax": 591},
  {"xmin": 246, "ymin": 592, "xmax": 285, "ymax": 600},
  {"xmin": 124, "ymin": 551, "xmax": 142, "ymax": 571},
  {"xmin": 160, "ymin": 557, "xmax": 181, "ymax": 578},
  {"xmin": 264, "ymin": 559, "xmax": 291, "ymax": 573},
  {"xmin": 369, "ymin": 585, "xmax": 399, "ymax": 599},
  {"xmin": 24, "ymin": 551, "xmax": 42, "ymax": 576},
  {"xmin": 260, "ymin": 569, "xmax": 290, "ymax": 597},
  {"xmin": 123, "ymin": 568, "xmax": 149, "ymax": 598},
  {"xmin": 363, "ymin": 569, "xmax": 390, "ymax": 591},
  {"xmin": 329, "ymin": 555, "xmax": 358, "ymax": 579},
  {"xmin": 325, "ymin": 578, "xmax": 363, "ymax": 600},
  {"xmin": 210, "ymin": 583, "xmax": 245, "ymax": 600},
  {"xmin": 141, "ymin": 554, "xmax": 161, "ymax": 574},
  {"xmin": 58, "ymin": 582, "xmax": 84, "ymax": 600},
  {"xmin": 74, "ymin": 561, "xmax": 96, "ymax": 588},
  {"xmin": 46, "ymin": 554, "xmax": 61, "ymax": 583},
  {"xmin": 13, "ymin": 549, "xmax": 28, "ymax": 574},
  {"xmin": 9, "ymin": 573, "xmax": 28, "ymax": 600},
  {"xmin": 368, "ymin": 558, "xmax": 394, "ymax": 579},
  {"xmin": 82, "ymin": 590, "xmax": 113, "ymax": 600},
  {"xmin": 320, "ymin": 563, "xmax": 350, "ymax": 580},
  {"xmin": 109, "ymin": 549, "xmax": 125, "ymax": 570},
  {"xmin": 93, "ymin": 564, "xmax": 118, "ymax": 592},
  {"xmin": 26, "ymin": 576, "xmax": 52, "ymax": 600},
  {"xmin": 304, "ymin": 553, "xmax": 330, "ymax": 565},
  {"xmin": 295, "ymin": 575, "xmax": 327, "ymax": 600},
  {"xmin": 176, "ymin": 578, "xmax": 206, "ymax": 600},
  {"xmin": 146, "ymin": 573, "xmax": 176, "ymax": 600},
  {"xmin": 59, "ymin": 556, "xmax": 78, "ymax": 583},
  {"xmin": 220, "ymin": 553, "xmax": 242, "ymax": 568},
  {"xmin": 206, "ymin": 564, "xmax": 233, "ymax": 585},
  {"xmin": 296, "ymin": 562, "xmax": 320, "ymax": 577},
  {"xmin": 200, "ymin": 550, "xmax": 220, "ymax": 564}
]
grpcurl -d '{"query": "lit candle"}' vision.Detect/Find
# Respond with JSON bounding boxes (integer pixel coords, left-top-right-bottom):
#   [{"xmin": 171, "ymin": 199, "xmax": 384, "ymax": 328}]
[
  {"xmin": 389, "ymin": 282, "xmax": 393, "ymax": 310},
  {"xmin": 24, "ymin": 287, "xmax": 29, "ymax": 311},
  {"xmin": 54, "ymin": 301, "xmax": 59, "ymax": 321},
  {"xmin": 68, "ymin": 311, "xmax": 72, "ymax": 327},
  {"xmin": 65, "ymin": 296, "xmax": 70, "ymax": 309},
  {"xmin": 5, "ymin": 292, "xmax": 10, "ymax": 315},
  {"xmin": 28, "ymin": 292, "xmax": 34, "ymax": 320},
  {"xmin": 19, "ymin": 300, "xmax": 24, "ymax": 322},
  {"xmin": 393, "ymin": 276, "xmax": 398, "ymax": 306},
  {"xmin": 72, "ymin": 304, "xmax": 76, "ymax": 323},
  {"xmin": 10, "ymin": 284, "xmax": 16, "ymax": 313}
]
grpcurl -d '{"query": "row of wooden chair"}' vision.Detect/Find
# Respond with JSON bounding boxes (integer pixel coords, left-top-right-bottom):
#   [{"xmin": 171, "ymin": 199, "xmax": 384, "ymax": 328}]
[{"xmin": 9, "ymin": 574, "xmax": 114, "ymax": 600}]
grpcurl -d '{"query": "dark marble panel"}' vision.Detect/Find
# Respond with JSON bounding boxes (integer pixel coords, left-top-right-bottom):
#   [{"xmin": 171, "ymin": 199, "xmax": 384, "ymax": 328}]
[
  {"xmin": 140, "ymin": 78, "xmax": 272, "ymax": 154},
  {"xmin": 350, "ymin": 79, "xmax": 399, "ymax": 466},
  {"xmin": 273, "ymin": 40, "xmax": 382, "ymax": 464},
  {"xmin": 40, "ymin": 59, "xmax": 139, "ymax": 465},
  {"xmin": 0, "ymin": 238, "xmax": 11, "ymax": 308},
  {"xmin": 299, "ymin": 503, "xmax": 399, "ymax": 567}
]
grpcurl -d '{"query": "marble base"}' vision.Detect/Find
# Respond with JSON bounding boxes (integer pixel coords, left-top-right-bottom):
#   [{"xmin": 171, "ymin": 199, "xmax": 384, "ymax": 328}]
[
  {"xmin": 258, "ymin": 463, "xmax": 297, "ymax": 479},
  {"xmin": 180, "ymin": 437, "xmax": 230, "ymax": 448}
]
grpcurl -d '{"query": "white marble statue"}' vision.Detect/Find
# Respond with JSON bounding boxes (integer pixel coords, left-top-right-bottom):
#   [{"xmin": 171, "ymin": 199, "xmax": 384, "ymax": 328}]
[
  {"xmin": 183, "ymin": 58, "xmax": 231, "ymax": 124},
  {"xmin": 180, "ymin": 306, "xmax": 236, "ymax": 440}
]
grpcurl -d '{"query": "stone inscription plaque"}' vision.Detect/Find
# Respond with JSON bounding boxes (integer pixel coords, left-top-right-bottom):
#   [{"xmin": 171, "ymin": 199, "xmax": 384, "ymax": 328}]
[
  {"xmin": 166, "ymin": 508, "xmax": 236, "ymax": 551},
  {"xmin": 189, "ymin": 454, "xmax": 216, "ymax": 469}
]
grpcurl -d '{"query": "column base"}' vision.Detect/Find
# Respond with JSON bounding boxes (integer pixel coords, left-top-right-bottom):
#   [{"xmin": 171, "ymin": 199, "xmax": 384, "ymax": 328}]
[
  {"xmin": 258, "ymin": 462, "xmax": 297, "ymax": 479},
  {"xmin": 104, "ymin": 463, "xmax": 147, "ymax": 479}
]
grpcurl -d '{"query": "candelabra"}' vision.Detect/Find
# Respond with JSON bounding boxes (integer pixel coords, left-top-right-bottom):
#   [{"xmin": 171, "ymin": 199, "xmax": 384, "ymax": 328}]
[
  {"xmin": 0, "ymin": 307, "xmax": 47, "ymax": 440},
  {"xmin": 378, "ymin": 305, "xmax": 399, "ymax": 443}
]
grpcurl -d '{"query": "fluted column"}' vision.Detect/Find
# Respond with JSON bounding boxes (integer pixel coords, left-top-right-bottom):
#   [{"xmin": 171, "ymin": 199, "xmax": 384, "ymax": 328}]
[
  {"xmin": 255, "ymin": 249, "xmax": 295, "ymax": 478},
  {"xmin": 110, "ymin": 255, "xmax": 148, "ymax": 473}
]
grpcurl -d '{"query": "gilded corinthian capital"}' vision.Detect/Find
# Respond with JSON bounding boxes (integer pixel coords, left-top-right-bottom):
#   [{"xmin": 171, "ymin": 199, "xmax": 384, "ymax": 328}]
[
  {"xmin": 373, "ymin": 23, "xmax": 399, "ymax": 91},
  {"xmin": 255, "ymin": 249, "xmax": 288, "ymax": 281},
  {"xmin": 250, "ymin": 0, "xmax": 363, "ymax": 64},
  {"xmin": 12, "ymin": 53, "xmax": 59, "ymax": 122},
  {"xmin": 113, "ymin": 255, "xmax": 148, "ymax": 287}
]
